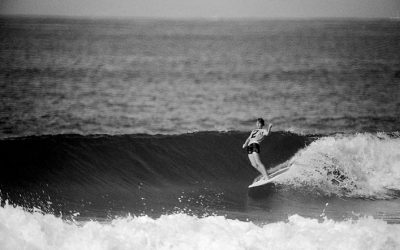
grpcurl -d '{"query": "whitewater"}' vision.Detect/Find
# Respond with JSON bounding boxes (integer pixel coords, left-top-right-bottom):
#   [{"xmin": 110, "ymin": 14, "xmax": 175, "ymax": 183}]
[
  {"xmin": 2, "ymin": 203, "xmax": 400, "ymax": 250},
  {"xmin": 278, "ymin": 132, "xmax": 400, "ymax": 199}
]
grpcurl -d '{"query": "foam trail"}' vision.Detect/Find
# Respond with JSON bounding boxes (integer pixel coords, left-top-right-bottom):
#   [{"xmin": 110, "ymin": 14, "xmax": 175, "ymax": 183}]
[
  {"xmin": 279, "ymin": 133, "xmax": 400, "ymax": 198},
  {"xmin": 1, "ymin": 203, "xmax": 400, "ymax": 250}
]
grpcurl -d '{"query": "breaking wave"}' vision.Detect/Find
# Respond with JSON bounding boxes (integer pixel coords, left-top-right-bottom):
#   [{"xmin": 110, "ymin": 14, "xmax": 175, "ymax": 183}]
[
  {"xmin": 1, "ymin": 202, "xmax": 400, "ymax": 250},
  {"xmin": 279, "ymin": 133, "xmax": 400, "ymax": 199}
]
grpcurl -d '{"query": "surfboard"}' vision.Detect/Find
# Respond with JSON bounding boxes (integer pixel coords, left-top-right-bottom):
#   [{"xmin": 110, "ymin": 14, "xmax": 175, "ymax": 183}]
[{"xmin": 248, "ymin": 166, "xmax": 291, "ymax": 188}]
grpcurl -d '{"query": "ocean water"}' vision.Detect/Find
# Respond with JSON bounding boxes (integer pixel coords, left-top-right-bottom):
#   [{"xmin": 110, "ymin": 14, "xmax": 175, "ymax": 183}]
[
  {"xmin": 0, "ymin": 17, "xmax": 400, "ymax": 249},
  {"xmin": 1, "ymin": 17, "xmax": 399, "ymax": 136}
]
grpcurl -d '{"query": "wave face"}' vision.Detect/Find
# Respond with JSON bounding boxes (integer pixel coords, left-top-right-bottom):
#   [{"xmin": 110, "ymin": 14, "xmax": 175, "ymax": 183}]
[
  {"xmin": 1, "ymin": 131, "xmax": 400, "ymax": 223},
  {"xmin": 0, "ymin": 131, "xmax": 310, "ymax": 218}
]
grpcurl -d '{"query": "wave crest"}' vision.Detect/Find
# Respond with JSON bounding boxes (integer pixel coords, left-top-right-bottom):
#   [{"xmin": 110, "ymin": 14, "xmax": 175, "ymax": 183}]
[{"xmin": 279, "ymin": 133, "xmax": 400, "ymax": 199}]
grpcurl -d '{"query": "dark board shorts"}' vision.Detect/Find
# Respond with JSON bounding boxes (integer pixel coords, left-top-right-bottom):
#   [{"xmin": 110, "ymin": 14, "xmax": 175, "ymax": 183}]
[{"xmin": 247, "ymin": 143, "xmax": 260, "ymax": 154}]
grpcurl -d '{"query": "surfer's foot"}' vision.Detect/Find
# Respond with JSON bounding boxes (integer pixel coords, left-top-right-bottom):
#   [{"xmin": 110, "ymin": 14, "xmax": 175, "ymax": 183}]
[{"xmin": 254, "ymin": 175, "xmax": 263, "ymax": 182}]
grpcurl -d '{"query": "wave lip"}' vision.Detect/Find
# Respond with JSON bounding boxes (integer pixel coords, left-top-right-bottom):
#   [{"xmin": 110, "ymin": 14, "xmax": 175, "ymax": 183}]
[
  {"xmin": 1, "ymin": 203, "xmax": 400, "ymax": 250},
  {"xmin": 279, "ymin": 133, "xmax": 400, "ymax": 199}
]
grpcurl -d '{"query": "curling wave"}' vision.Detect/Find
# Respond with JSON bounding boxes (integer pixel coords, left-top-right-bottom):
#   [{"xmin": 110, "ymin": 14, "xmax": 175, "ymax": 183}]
[
  {"xmin": 0, "ymin": 131, "xmax": 310, "ymax": 216},
  {"xmin": 0, "ymin": 131, "xmax": 399, "ymax": 219},
  {"xmin": 279, "ymin": 133, "xmax": 400, "ymax": 199}
]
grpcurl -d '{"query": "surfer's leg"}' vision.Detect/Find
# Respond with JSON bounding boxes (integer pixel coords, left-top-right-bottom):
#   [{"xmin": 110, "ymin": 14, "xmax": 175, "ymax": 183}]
[
  {"xmin": 248, "ymin": 154, "xmax": 264, "ymax": 178},
  {"xmin": 248, "ymin": 154, "xmax": 258, "ymax": 170},
  {"xmin": 253, "ymin": 153, "xmax": 269, "ymax": 178}
]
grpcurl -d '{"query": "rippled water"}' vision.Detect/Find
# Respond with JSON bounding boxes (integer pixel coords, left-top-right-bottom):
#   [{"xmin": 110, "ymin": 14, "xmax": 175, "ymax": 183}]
[{"xmin": 0, "ymin": 17, "xmax": 399, "ymax": 137}]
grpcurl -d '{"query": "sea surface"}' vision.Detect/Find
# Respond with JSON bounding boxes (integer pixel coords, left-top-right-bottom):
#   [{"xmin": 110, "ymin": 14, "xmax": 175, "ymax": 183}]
[{"xmin": 0, "ymin": 16, "xmax": 400, "ymax": 249}]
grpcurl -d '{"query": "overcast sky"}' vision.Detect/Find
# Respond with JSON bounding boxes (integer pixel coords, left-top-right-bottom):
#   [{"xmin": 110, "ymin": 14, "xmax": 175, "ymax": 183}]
[{"xmin": 1, "ymin": 0, "xmax": 400, "ymax": 19}]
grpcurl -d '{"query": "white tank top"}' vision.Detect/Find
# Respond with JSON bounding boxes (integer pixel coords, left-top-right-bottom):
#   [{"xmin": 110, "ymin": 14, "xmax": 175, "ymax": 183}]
[{"xmin": 248, "ymin": 129, "xmax": 269, "ymax": 145}]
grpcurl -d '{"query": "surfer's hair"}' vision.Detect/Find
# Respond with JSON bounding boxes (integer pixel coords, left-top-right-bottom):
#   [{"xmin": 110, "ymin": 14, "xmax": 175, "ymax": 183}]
[{"xmin": 257, "ymin": 118, "xmax": 265, "ymax": 126}]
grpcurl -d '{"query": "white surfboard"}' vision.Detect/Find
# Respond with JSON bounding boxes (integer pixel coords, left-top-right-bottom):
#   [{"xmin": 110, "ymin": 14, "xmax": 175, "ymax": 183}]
[{"xmin": 248, "ymin": 166, "xmax": 290, "ymax": 188}]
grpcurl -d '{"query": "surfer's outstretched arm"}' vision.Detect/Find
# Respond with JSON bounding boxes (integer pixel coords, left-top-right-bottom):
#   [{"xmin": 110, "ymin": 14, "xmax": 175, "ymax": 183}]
[{"xmin": 265, "ymin": 123, "xmax": 273, "ymax": 135}]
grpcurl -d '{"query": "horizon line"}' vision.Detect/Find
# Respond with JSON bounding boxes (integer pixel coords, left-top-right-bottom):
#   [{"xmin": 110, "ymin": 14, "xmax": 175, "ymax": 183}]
[{"xmin": 1, "ymin": 13, "xmax": 399, "ymax": 22}]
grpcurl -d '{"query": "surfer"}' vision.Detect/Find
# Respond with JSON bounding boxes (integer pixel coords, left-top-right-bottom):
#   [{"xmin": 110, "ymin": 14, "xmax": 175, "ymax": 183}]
[{"xmin": 242, "ymin": 118, "xmax": 273, "ymax": 179}]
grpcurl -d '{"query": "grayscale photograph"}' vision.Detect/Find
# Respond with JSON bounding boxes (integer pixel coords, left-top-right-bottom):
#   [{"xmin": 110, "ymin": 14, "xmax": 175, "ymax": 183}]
[{"xmin": 1, "ymin": 0, "xmax": 400, "ymax": 249}]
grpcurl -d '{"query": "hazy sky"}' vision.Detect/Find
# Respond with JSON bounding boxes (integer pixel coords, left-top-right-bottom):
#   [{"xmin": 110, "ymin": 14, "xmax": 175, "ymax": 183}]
[{"xmin": 1, "ymin": 0, "xmax": 400, "ymax": 19}]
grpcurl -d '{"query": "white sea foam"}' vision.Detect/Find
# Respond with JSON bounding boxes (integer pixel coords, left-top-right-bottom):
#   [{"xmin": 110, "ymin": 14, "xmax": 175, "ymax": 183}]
[
  {"xmin": 1, "ymin": 203, "xmax": 400, "ymax": 250},
  {"xmin": 279, "ymin": 133, "xmax": 400, "ymax": 198}
]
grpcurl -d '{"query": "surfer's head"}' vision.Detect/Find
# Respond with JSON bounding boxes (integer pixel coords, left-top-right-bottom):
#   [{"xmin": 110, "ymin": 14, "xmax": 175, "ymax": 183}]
[{"xmin": 256, "ymin": 118, "xmax": 265, "ymax": 128}]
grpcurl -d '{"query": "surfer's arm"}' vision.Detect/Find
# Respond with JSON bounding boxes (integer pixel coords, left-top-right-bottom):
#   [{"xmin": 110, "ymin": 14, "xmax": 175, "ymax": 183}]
[
  {"xmin": 242, "ymin": 137, "xmax": 250, "ymax": 148},
  {"xmin": 265, "ymin": 124, "xmax": 273, "ymax": 136},
  {"xmin": 242, "ymin": 133, "xmax": 252, "ymax": 148}
]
